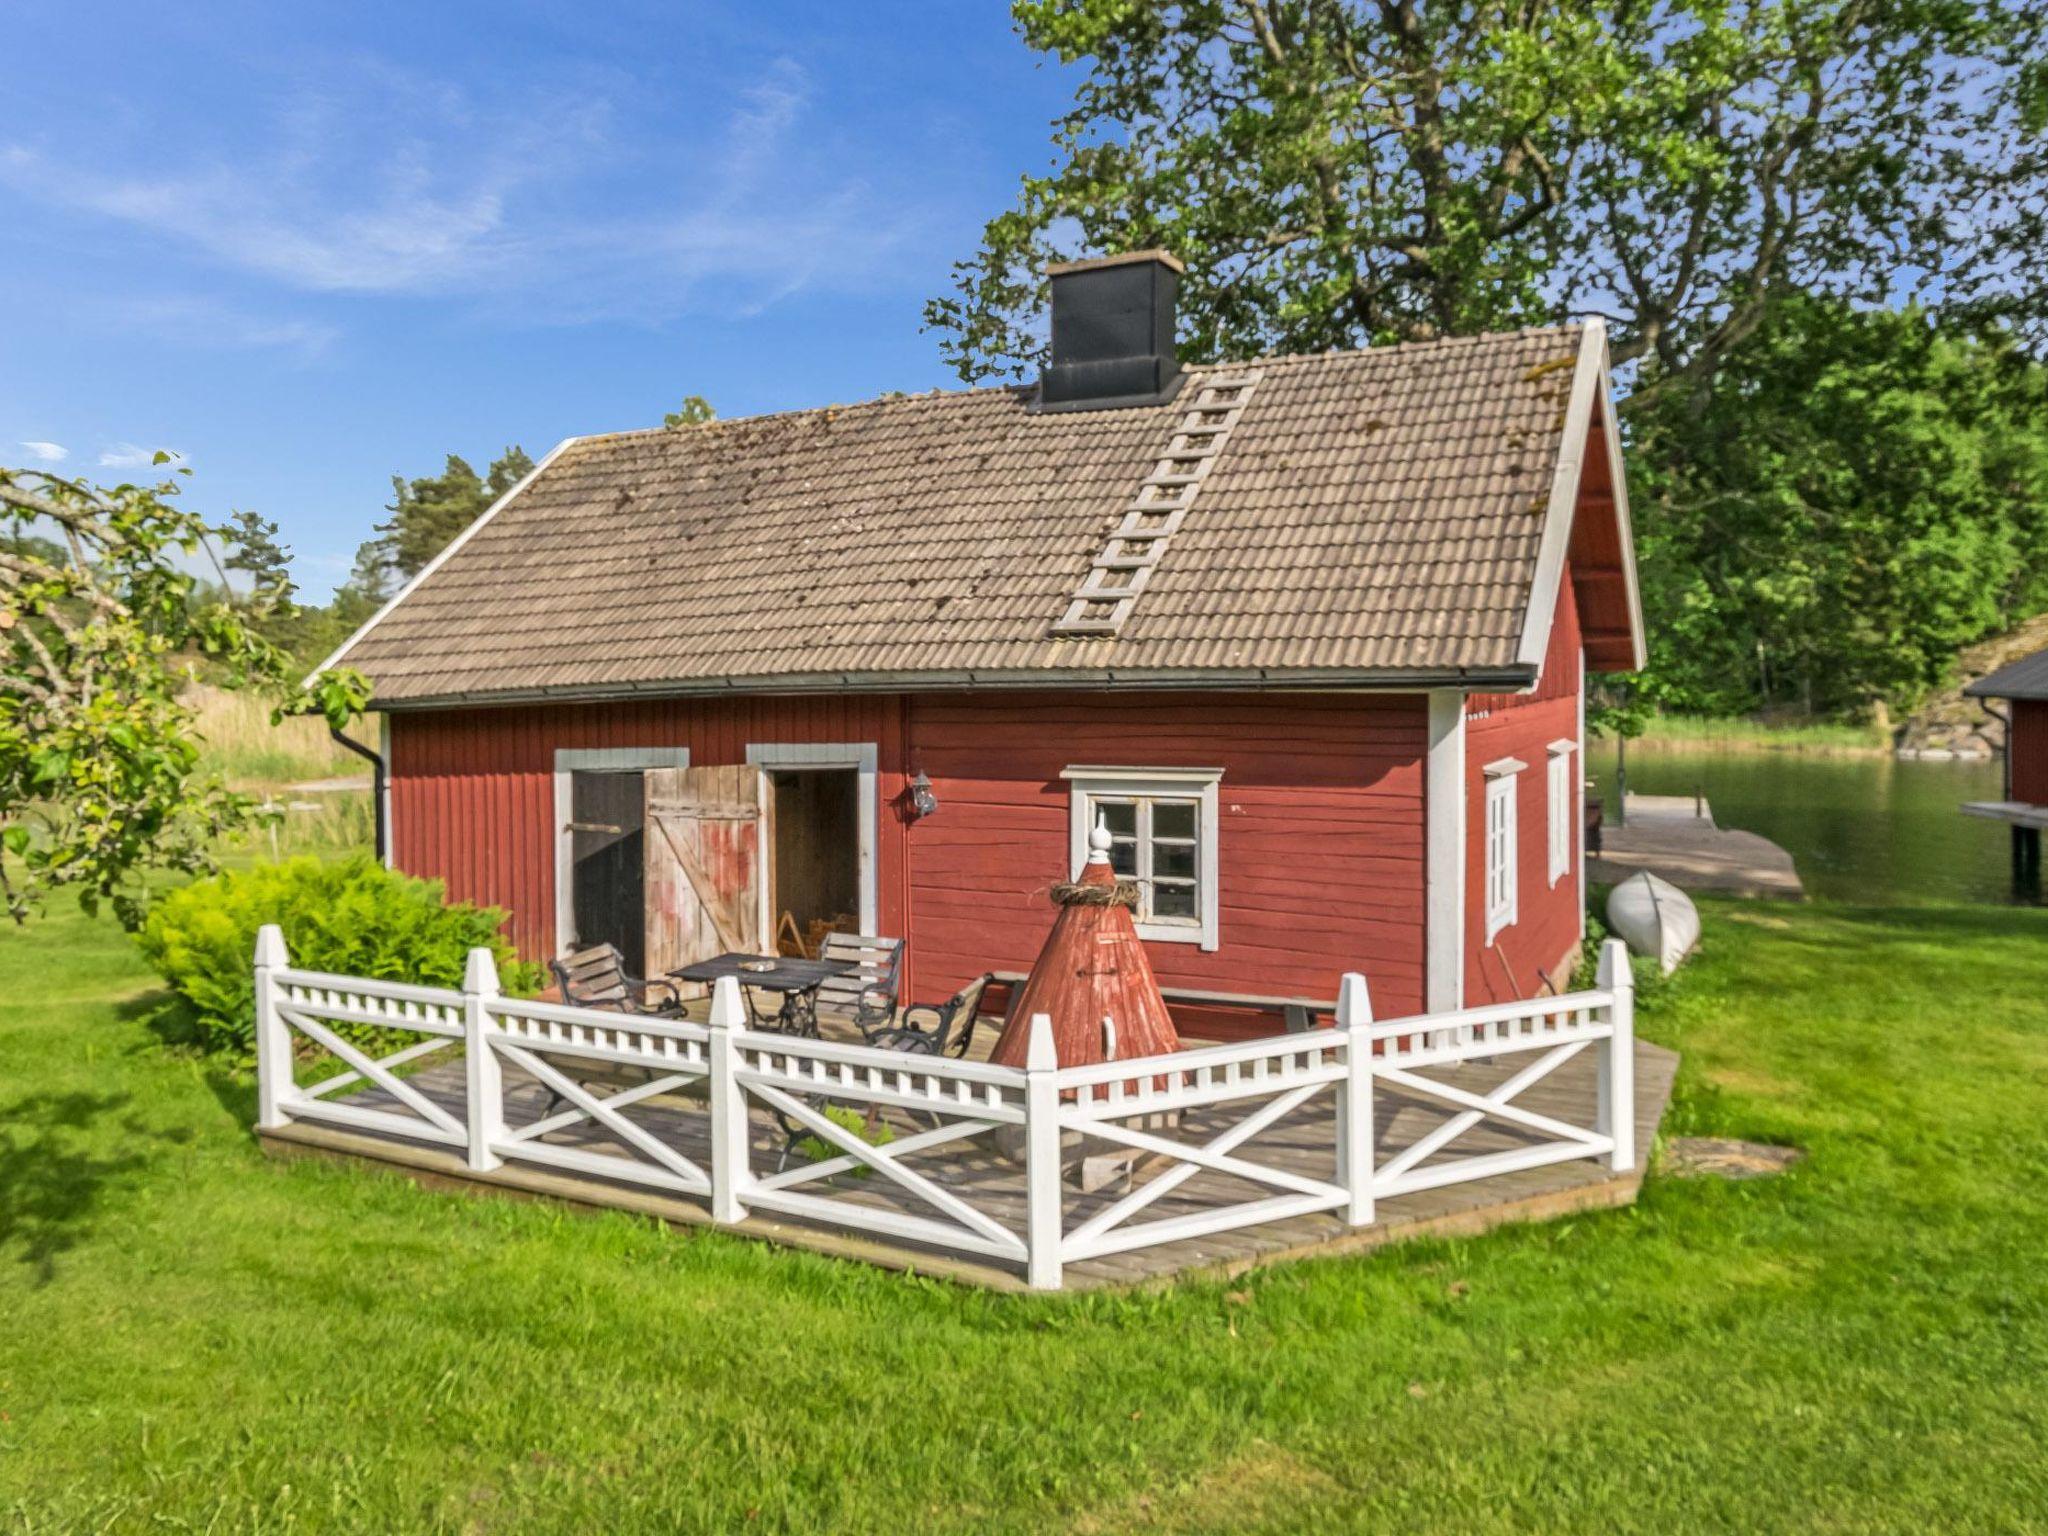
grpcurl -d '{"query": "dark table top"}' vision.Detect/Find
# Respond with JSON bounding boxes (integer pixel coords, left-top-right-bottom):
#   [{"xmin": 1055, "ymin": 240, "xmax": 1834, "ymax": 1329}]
[{"xmin": 668, "ymin": 952, "xmax": 857, "ymax": 992}]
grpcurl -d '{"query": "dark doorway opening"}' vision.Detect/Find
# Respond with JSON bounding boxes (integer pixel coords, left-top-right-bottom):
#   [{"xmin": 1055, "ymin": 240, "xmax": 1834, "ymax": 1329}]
[
  {"xmin": 568, "ymin": 771, "xmax": 647, "ymax": 975},
  {"xmin": 769, "ymin": 768, "xmax": 860, "ymax": 954}
]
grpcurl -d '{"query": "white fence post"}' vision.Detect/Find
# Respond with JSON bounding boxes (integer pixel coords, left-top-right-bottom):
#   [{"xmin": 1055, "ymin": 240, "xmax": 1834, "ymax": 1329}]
[
  {"xmin": 1596, "ymin": 938, "xmax": 1637, "ymax": 1172},
  {"xmin": 1023, "ymin": 1012, "xmax": 1064, "ymax": 1290},
  {"xmin": 707, "ymin": 976, "xmax": 752, "ymax": 1223},
  {"xmin": 1337, "ymin": 972, "xmax": 1375, "ymax": 1226},
  {"xmin": 463, "ymin": 947, "xmax": 505, "ymax": 1173},
  {"xmin": 253, "ymin": 924, "xmax": 294, "ymax": 1131}
]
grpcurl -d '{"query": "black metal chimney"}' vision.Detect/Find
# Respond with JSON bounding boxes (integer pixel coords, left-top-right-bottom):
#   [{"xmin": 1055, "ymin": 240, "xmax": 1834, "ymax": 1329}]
[{"xmin": 1037, "ymin": 250, "xmax": 1185, "ymax": 412}]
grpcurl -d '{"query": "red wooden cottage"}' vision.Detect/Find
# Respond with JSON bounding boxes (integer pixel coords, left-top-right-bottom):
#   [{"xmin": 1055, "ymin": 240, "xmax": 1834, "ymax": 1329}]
[
  {"xmin": 1963, "ymin": 646, "xmax": 2048, "ymax": 883},
  {"xmin": 319, "ymin": 251, "xmax": 1645, "ymax": 1034}
]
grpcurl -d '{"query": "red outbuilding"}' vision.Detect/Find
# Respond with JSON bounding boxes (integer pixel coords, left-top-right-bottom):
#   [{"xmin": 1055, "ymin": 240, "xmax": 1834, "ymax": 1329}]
[
  {"xmin": 1963, "ymin": 647, "xmax": 2048, "ymax": 885},
  {"xmin": 319, "ymin": 251, "xmax": 1646, "ymax": 1036}
]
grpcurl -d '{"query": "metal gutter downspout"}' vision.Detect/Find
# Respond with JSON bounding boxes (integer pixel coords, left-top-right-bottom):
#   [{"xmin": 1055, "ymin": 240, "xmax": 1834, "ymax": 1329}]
[
  {"xmin": 328, "ymin": 723, "xmax": 390, "ymax": 867},
  {"xmin": 1980, "ymin": 699, "xmax": 2012, "ymax": 800}
]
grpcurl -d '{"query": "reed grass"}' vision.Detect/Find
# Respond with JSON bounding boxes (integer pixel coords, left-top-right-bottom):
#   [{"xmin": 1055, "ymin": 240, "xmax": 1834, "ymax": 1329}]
[
  {"xmin": 183, "ymin": 682, "xmax": 382, "ymax": 789},
  {"xmin": 1624, "ymin": 712, "xmax": 1892, "ymax": 755}
]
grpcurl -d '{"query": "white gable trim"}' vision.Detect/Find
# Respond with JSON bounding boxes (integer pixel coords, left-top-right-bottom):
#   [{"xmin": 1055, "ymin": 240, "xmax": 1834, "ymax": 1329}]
[
  {"xmin": 304, "ymin": 435, "xmax": 583, "ymax": 686},
  {"xmin": 1513, "ymin": 319, "xmax": 1648, "ymax": 675}
]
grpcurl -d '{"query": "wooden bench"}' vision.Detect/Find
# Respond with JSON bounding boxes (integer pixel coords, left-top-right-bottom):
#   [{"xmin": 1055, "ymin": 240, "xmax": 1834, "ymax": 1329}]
[{"xmin": 986, "ymin": 972, "xmax": 1335, "ymax": 1041}]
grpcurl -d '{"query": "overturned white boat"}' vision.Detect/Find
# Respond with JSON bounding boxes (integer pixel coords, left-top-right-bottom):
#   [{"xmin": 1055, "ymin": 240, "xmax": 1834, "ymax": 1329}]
[{"xmin": 1605, "ymin": 871, "xmax": 1700, "ymax": 975}]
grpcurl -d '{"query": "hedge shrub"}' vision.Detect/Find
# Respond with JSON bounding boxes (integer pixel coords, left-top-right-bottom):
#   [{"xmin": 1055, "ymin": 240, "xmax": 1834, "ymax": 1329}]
[{"xmin": 138, "ymin": 853, "xmax": 542, "ymax": 1056}]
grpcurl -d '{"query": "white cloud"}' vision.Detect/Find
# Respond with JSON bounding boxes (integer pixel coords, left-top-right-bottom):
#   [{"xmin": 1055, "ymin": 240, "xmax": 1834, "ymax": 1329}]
[
  {"xmin": 0, "ymin": 56, "xmax": 932, "ymax": 322},
  {"xmin": 110, "ymin": 295, "xmax": 339, "ymax": 360},
  {"xmin": 18, "ymin": 441, "xmax": 67, "ymax": 463},
  {"xmin": 98, "ymin": 443, "xmax": 179, "ymax": 469}
]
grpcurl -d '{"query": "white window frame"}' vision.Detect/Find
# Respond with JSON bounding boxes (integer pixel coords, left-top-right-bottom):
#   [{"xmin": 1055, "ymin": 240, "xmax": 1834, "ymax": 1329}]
[
  {"xmin": 745, "ymin": 742, "xmax": 880, "ymax": 939},
  {"xmin": 1061, "ymin": 766, "xmax": 1222, "ymax": 950},
  {"xmin": 1483, "ymin": 758, "xmax": 1525, "ymax": 943},
  {"xmin": 553, "ymin": 747, "xmax": 691, "ymax": 961},
  {"xmin": 1546, "ymin": 739, "xmax": 1576, "ymax": 888}
]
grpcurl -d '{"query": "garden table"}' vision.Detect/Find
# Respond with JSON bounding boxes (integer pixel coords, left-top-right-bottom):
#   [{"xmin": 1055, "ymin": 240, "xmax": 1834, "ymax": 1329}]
[{"xmin": 668, "ymin": 952, "xmax": 857, "ymax": 1037}]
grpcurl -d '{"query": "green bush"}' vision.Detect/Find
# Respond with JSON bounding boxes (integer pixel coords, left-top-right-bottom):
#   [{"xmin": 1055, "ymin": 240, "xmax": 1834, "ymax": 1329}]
[
  {"xmin": 793, "ymin": 1103, "xmax": 896, "ymax": 1175},
  {"xmin": 137, "ymin": 853, "xmax": 542, "ymax": 1056}
]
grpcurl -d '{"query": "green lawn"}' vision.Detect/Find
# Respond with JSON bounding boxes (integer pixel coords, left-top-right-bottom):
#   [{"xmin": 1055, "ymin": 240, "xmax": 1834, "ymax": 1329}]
[{"xmin": 2, "ymin": 896, "xmax": 2046, "ymax": 1533}]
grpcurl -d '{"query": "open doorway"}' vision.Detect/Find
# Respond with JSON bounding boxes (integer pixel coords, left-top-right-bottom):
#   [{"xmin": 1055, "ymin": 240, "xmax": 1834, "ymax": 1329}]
[
  {"xmin": 566, "ymin": 769, "xmax": 649, "ymax": 975},
  {"xmin": 768, "ymin": 767, "xmax": 860, "ymax": 956}
]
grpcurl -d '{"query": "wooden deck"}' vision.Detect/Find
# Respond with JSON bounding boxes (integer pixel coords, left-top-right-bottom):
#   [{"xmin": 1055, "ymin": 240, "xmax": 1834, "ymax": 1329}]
[{"xmin": 259, "ymin": 1020, "xmax": 1679, "ymax": 1292}]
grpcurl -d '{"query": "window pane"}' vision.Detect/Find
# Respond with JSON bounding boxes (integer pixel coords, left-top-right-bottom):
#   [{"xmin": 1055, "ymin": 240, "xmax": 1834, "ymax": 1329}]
[
  {"xmin": 1152, "ymin": 800, "xmax": 1196, "ymax": 839},
  {"xmin": 1097, "ymin": 800, "xmax": 1138, "ymax": 839},
  {"xmin": 1153, "ymin": 841, "xmax": 1197, "ymax": 880},
  {"xmin": 1108, "ymin": 840, "xmax": 1139, "ymax": 877},
  {"xmin": 1152, "ymin": 882, "xmax": 1197, "ymax": 918}
]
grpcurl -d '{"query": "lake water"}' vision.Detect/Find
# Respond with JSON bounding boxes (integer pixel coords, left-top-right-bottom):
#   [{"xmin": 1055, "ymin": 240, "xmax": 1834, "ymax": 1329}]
[{"xmin": 1583, "ymin": 743, "xmax": 2039, "ymax": 908}]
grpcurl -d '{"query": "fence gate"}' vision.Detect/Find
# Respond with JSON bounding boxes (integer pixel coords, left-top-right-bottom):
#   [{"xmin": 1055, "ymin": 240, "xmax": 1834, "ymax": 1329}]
[{"xmin": 644, "ymin": 765, "xmax": 769, "ymax": 981}]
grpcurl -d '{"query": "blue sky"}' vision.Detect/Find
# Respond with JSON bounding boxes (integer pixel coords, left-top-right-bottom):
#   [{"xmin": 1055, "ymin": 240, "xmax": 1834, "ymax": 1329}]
[{"xmin": 0, "ymin": 2, "xmax": 1074, "ymax": 596}]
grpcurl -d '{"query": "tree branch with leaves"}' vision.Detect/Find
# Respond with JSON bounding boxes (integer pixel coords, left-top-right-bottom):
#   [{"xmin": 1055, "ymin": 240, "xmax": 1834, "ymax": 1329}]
[
  {"xmin": 1, "ymin": 459, "xmax": 369, "ymax": 926},
  {"xmin": 928, "ymin": 0, "xmax": 2046, "ymax": 409}
]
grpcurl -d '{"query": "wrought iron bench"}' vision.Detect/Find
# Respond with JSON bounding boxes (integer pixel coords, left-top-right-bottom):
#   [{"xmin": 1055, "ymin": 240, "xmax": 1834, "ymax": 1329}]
[
  {"xmin": 549, "ymin": 943, "xmax": 684, "ymax": 1018},
  {"xmin": 987, "ymin": 971, "xmax": 1334, "ymax": 1037},
  {"xmin": 869, "ymin": 972, "xmax": 997, "ymax": 1059}
]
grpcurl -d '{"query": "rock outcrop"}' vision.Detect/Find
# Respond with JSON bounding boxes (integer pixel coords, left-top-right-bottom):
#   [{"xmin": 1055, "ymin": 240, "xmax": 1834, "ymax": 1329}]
[{"xmin": 1896, "ymin": 613, "xmax": 2048, "ymax": 759}]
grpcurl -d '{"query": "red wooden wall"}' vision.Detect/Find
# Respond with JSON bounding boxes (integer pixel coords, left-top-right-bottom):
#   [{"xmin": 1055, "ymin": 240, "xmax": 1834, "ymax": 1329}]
[
  {"xmin": 2012, "ymin": 699, "xmax": 2048, "ymax": 805},
  {"xmin": 905, "ymin": 691, "xmax": 1428, "ymax": 1017},
  {"xmin": 1463, "ymin": 570, "xmax": 1585, "ymax": 1004},
  {"xmin": 388, "ymin": 690, "xmax": 1431, "ymax": 1024},
  {"xmin": 388, "ymin": 695, "xmax": 915, "ymax": 963}
]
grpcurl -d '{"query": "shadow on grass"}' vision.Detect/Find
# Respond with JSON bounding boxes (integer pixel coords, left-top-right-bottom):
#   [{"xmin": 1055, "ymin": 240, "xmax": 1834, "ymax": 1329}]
[
  {"xmin": 0, "ymin": 1089, "xmax": 192, "ymax": 1286},
  {"xmin": 117, "ymin": 987, "xmax": 259, "ymax": 1134}
]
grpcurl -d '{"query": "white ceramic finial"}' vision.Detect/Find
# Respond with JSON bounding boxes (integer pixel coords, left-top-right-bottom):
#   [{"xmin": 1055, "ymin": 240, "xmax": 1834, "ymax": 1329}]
[{"xmin": 1088, "ymin": 814, "xmax": 1113, "ymax": 863}]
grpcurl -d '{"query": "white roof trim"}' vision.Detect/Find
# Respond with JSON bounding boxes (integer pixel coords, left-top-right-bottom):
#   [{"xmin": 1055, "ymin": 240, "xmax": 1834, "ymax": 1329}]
[
  {"xmin": 1513, "ymin": 319, "xmax": 1648, "ymax": 674},
  {"xmin": 302, "ymin": 435, "xmax": 583, "ymax": 686},
  {"xmin": 1483, "ymin": 756, "xmax": 1529, "ymax": 778}
]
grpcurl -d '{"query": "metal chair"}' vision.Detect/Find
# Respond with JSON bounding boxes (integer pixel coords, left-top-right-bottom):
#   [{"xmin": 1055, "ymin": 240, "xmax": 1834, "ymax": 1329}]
[
  {"xmin": 537, "ymin": 943, "xmax": 682, "ymax": 1121},
  {"xmin": 549, "ymin": 943, "xmax": 684, "ymax": 1017},
  {"xmin": 870, "ymin": 972, "xmax": 995, "ymax": 1059},
  {"xmin": 812, "ymin": 933, "xmax": 903, "ymax": 1042}
]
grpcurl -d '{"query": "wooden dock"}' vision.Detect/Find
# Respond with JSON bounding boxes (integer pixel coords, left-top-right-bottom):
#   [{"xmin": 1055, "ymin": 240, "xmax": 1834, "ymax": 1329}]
[
  {"xmin": 260, "ymin": 1032, "xmax": 1678, "ymax": 1292},
  {"xmin": 1590, "ymin": 793, "xmax": 1803, "ymax": 899}
]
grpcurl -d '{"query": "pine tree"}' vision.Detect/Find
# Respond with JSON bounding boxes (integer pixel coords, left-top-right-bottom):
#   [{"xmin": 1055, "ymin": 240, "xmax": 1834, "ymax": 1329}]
[
  {"xmin": 375, "ymin": 446, "xmax": 532, "ymax": 579},
  {"xmin": 222, "ymin": 509, "xmax": 295, "ymax": 604}
]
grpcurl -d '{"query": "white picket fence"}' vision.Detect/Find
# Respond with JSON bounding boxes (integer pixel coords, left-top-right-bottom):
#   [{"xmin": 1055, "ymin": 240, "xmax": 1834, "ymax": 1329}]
[{"xmin": 253, "ymin": 927, "xmax": 1636, "ymax": 1290}]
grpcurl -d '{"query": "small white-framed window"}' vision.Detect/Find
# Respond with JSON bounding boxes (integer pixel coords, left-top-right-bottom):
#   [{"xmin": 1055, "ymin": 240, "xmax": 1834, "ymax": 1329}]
[
  {"xmin": 1483, "ymin": 758, "xmax": 1525, "ymax": 942},
  {"xmin": 1062, "ymin": 766, "xmax": 1222, "ymax": 950},
  {"xmin": 1546, "ymin": 739, "xmax": 1576, "ymax": 887}
]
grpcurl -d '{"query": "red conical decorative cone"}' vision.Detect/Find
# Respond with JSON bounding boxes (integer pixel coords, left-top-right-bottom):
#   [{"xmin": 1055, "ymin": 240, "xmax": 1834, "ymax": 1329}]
[{"xmin": 989, "ymin": 819, "xmax": 1183, "ymax": 1070}]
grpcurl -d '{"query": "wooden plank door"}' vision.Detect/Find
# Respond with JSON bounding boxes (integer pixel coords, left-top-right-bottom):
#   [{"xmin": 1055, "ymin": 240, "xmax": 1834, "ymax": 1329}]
[{"xmin": 644, "ymin": 765, "xmax": 771, "ymax": 982}]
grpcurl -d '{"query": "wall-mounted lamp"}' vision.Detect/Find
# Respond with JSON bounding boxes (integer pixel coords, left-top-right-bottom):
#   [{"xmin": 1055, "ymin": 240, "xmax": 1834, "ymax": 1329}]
[{"xmin": 909, "ymin": 770, "xmax": 939, "ymax": 819}]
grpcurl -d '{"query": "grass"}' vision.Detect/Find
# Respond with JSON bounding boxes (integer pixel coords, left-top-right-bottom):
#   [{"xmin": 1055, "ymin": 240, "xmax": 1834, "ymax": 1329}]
[
  {"xmin": 2, "ymin": 895, "xmax": 2046, "ymax": 1532},
  {"xmin": 184, "ymin": 681, "xmax": 381, "ymax": 789},
  {"xmin": 1626, "ymin": 713, "xmax": 1893, "ymax": 755}
]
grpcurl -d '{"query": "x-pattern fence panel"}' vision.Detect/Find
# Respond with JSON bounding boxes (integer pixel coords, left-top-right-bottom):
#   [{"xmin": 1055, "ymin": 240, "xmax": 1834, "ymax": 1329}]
[
  {"xmin": 733, "ymin": 1035, "xmax": 1032, "ymax": 1264},
  {"xmin": 253, "ymin": 928, "xmax": 1638, "ymax": 1289},
  {"xmin": 263, "ymin": 965, "xmax": 468, "ymax": 1148},
  {"xmin": 483, "ymin": 997, "xmax": 715, "ymax": 1197},
  {"xmin": 1053, "ymin": 1034, "xmax": 1352, "ymax": 1264}
]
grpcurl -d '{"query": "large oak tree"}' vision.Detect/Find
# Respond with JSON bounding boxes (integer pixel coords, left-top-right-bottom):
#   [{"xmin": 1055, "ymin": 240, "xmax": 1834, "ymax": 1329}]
[{"xmin": 928, "ymin": 1, "xmax": 2046, "ymax": 409}]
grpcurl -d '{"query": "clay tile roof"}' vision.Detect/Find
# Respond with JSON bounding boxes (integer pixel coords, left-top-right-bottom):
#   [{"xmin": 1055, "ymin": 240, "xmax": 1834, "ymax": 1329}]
[{"xmin": 332, "ymin": 324, "xmax": 1611, "ymax": 706}]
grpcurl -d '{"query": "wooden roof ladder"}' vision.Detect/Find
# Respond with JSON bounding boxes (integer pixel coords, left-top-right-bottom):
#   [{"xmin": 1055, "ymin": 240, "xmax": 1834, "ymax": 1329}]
[{"xmin": 1050, "ymin": 370, "xmax": 1265, "ymax": 638}]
